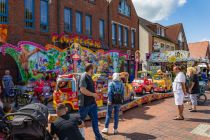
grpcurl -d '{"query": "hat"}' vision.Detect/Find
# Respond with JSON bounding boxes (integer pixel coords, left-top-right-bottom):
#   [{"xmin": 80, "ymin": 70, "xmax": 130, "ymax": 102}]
[{"xmin": 112, "ymin": 73, "xmax": 121, "ymax": 81}]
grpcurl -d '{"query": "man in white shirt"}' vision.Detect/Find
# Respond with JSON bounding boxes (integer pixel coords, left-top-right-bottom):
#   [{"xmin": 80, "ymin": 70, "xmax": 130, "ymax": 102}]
[{"xmin": 172, "ymin": 66, "xmax": 187, "ymax": 120}]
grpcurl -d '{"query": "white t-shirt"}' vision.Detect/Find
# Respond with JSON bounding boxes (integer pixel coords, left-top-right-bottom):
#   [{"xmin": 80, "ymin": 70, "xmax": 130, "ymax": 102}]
[{"xmin": 173, "ymin": 72, "xmax": 186, "ymax": 92}]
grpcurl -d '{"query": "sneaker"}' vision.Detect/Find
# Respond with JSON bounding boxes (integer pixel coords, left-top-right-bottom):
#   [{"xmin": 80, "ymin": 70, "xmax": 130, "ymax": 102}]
[
  {"xmin": 101, "ymin": 128, "xmax": 108, "ymax": 134},
  {"xmin": 113, "ymin": 129, "xmax": 118, "ymax": 135}
]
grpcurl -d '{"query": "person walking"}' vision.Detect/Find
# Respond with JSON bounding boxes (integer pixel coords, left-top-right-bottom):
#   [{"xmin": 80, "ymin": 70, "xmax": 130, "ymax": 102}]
[
  {"xmin": 172, "ymin": 66, "xmax": 187, "ymax": 120},
  {"xmin": 79, "ymin": 63, "xmax": 103, "ymax": 140},
  {"xmin": 102, "ymin": 73, "xmax": 124, "ymax": 134},
  {"xmin": 50, "ymin": 103, "xmax": 84, "ymax": 140},
  {"xmin": 2, "ymin": 70, "xmax": 14, "ymax": 102},
  {"xmin": 187, "ymin": 67, "xmax": 200, "ymax": 112}
]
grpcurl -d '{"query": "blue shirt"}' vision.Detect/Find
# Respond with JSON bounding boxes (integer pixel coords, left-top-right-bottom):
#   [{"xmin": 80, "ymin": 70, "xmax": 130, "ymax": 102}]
[{"xmin": 108, "ymin": 81, "xmax": 124, "ymax": 103}]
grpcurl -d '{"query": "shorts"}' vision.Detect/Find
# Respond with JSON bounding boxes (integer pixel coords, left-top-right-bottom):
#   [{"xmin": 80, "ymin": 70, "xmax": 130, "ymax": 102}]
[
  {"xmin": 189, "ymin": 94, "xmax": 197, "ymax": 105},
  {"xmin": 174, "ymin": 91, "xmax": 184, "ymax": 105}
]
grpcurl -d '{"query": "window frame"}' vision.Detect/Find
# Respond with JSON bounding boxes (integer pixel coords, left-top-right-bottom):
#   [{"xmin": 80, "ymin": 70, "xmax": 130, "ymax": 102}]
[
  {"xmin": 131, "ymin": 30, "xmax": 135, "ymax": 48},
  {"xmin": 112, "ymin": 23, "xmax": 117, "ymax": 45},
  {"xmin": 64, "ymin": 8, "xmax": 73, "ymax": 33},
  {"xmin": 0, "ymin": 0, "xmax": 8, "ymax": 24},
  {"xmin": 76, "ymin": 11, "xmax": 83, "ymax": 34},
  {"xmin": 99, "ymin": 19, "xmax": 105, "ymax": 40},
  {"xmin": 124, "ymin": 27, "xmax": 128, "ymax": 47},
  {"xmin": 85, "ymin": 14, "xmax": 92, "ymax": 36},
  {"xmin": 118, "ymin": 0, "xmax": 131, "ymax": 17},
  {"xmin": 24, "ymin": 0, "xmax": 35, "ymax": 29},
  {"xmin": 118, "ymin": 25, "xmax": 123, "ymax": 46},
  {"xmin": 40, "ymin": 0, "xmax": 49, "ymax": 32}
]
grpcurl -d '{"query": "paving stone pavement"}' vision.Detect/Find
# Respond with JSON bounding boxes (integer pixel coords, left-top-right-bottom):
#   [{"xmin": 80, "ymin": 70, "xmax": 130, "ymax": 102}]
[{"xmin": 84, "ymin": 91, "xmax": 210, "ymax": 140}]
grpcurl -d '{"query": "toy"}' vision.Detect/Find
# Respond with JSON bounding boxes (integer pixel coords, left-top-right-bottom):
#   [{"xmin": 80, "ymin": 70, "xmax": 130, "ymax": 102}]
[
  {"xmin": 53, "ymin": 74, "xmax": 103, "ymax": 112},
  {"xmin": 153, "ymin": 72, "xmax": 172, "ymax": 93},
  {"xmin": 119, "ymin": 72, "xmax": 135, "ymax": 103},
  {"xmin": 92, "ymin": 74, "xmax": 110, "ymax": 104},
  {"xmin": 132, "ymin": 71, "xmax": 154, "ymax": 94}
]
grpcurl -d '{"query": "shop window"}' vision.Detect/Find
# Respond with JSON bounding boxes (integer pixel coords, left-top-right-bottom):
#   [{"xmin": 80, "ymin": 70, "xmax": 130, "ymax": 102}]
[
  {"xmin": 118, "ymin": 0, "xmax": 131, "ymax": 17},
  {"xmin": 118, "ymin": 25, "xmax": 123, "ymax": 46},
  {"xmin": 64, "ymin": 8, "xmax": 72, "ymax": 32},
  {"xmin": 99, "ymin": 19, "xmax": 105, "ymax": 40},
  {"xmin": 124, "ymin": 27, "xmax": 128, "ymax": 47},
  {"xmin": 85, "ymin": 15, "xmax": 92, "ymax": 36},
  {"xmin": 0, "ymin": 0, "xmax": 8, "ymax": 24},
  {"xmin": 40, "ymin": 0, "xmax": 49, "ymax": 32},
  {"xmin": 24, "ymin": 0, "xmax": 34, "ymax": 28},
  {"xmin": 76, "ymin": 11, "xmax": 82, "ymax": 34},
  {"xmin": 131, "ymin": 30, "xmax": 135, "ymax": 48},
  {"xmin": 112, "ymin": 23, "xmax": 117, "ymax": 45}
]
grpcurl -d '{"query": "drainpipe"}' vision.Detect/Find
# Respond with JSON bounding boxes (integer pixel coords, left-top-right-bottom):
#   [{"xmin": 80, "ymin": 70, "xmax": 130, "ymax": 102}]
[
  {"xmin": 108, "ymin": 2, "xmax": 110, "ymax": 49},
  {"xmin": 57, "ymin": 0, "xmax": 60, "ymax": 34}
]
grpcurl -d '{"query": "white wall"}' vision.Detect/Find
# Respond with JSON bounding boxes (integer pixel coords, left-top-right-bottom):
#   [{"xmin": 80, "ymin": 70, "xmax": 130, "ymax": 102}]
[{"xmin": 139, "ymin": 24, "xmax": 149, "ymax": 71}]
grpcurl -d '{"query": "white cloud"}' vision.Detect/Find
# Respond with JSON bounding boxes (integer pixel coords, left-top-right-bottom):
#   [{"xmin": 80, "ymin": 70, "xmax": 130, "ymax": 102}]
[
  {"xmin": 201, "ymin": 38, "xmax": 210, "ymax": 42},
  {"xmin": 133, "ymin": 0, "xmax": 187, "ymax": 22}
]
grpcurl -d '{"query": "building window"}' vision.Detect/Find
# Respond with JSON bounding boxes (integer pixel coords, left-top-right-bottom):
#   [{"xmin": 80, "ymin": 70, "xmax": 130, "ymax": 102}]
[
  {"xmin": 124, "ymin": 27, "xmax": 128, "ymax": 47},
  {"xmin": 157, "ymin": 27, "xmax": 161, "ymax": 35},
  {"xmin": 112, "ymin": 23, "xmax": 117, "ymax": 45},
  {"xmin": 76, "ymin": 12, "xmax": 82, "ymax": 34},
  {"xmin": 85, "ymin": 15, "xmax": 92, "ymax": 36},
  {"xmin": 131, "ymin": 30, "xmax": 135, "ymax": 48},
  {"xmin": 64, "ymin": 8, "xmax": 72, "ymax": 32},
  {"xmin": 0, "ymin": 0, "xmax": 8, "ymax": 23},
  {"xmin": 161, "ymin": 28, "xmax": 165, "ymax": 37},
  {"xmin": 118, "ymin": 0, "xmax": 131, "ymax": 17},
  {"xmin": 99, "ymin": 19, "xmax": 105, "ymax": 40},
  {"xmin": 24, "ymin": 0, "xmax": 34, "ymax": 28},
  {"xmin": 118, "ymin": 25, "xmax": 123, "ymax": 46},
  {"xmin": 40, "ymin": 0, "xmax": 48, "ymax": 31}
]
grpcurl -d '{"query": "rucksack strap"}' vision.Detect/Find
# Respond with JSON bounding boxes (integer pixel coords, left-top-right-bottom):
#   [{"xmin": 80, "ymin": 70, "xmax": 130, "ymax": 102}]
[{"xmin": 111, "ymin": 82, "xmax": 122, "ymax": 93}]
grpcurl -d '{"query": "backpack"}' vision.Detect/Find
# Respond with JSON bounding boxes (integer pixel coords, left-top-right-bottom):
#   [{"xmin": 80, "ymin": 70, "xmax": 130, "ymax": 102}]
[{"xmin": 111, "ymin": 82, "xmax": 123, "ymax": 104}]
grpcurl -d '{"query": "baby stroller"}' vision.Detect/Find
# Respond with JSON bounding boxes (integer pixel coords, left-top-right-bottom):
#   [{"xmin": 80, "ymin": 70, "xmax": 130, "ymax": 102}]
[{"xmin": 3, "ymin": 103, "xmax": 52, "ymax": 140}]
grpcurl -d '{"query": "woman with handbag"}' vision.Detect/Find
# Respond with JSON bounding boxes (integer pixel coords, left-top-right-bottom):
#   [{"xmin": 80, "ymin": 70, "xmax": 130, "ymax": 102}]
[{"xmin": 101, "ymin": 73, "xmax": 124, "ymax": 135}]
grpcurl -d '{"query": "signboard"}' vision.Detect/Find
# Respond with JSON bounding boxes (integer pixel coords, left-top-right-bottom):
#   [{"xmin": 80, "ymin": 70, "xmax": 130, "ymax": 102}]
[{"xmin": 149, "ymin": 50, "xmax": 190, "ymax": 63}]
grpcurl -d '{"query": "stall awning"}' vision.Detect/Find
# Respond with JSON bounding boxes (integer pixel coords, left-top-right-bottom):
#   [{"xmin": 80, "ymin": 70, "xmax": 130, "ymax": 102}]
[{"xmin": 149, "ymin": 50, "xmax": 190, "ymax": 63}]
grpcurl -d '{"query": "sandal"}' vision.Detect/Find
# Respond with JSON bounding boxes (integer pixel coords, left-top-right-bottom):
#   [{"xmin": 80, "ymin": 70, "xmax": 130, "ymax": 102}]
[{"xmin": 173, "ymin": 116, "xmax": 184, "ymax": 120}]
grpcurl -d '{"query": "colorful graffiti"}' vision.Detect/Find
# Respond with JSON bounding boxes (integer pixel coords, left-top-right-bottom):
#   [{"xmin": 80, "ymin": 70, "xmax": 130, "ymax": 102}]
[{"xmin": 0, "ymin": 41, "xmax": 127, "ymax": 82}]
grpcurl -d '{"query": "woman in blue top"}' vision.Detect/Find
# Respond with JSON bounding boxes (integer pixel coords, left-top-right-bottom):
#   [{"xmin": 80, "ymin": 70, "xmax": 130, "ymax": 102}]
[{"xmin": 102, "ymin": 73, "xmax": 124, "ymax": 135}]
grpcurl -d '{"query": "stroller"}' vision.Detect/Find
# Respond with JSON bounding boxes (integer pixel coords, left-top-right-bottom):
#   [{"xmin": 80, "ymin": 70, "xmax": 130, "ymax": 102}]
[{"xmin": 3, "ymin": 103, "xmax": 52, "ymax": 140}]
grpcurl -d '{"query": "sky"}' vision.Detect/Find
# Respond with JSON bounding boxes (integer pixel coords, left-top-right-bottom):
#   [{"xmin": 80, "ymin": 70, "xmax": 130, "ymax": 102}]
[{"xmin": 133, "ymin": 0, "xmax": 210, "ymax": 43}]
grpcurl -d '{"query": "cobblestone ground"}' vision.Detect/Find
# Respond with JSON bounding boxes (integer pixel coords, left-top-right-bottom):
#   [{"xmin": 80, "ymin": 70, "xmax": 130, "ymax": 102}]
[{"xmin": 85, "ymin": 91, "xmax": 210, "ymax": 140}]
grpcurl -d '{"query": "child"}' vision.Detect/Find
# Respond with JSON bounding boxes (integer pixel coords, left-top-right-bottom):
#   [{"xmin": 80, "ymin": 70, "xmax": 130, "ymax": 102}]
[{"xmin": 3, "ymin": 103, "xmax": 13, "ymax": 120}]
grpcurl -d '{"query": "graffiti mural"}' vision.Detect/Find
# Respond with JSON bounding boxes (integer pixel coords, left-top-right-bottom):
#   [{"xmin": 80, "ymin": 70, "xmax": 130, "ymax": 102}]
[{"xmin": 0, "ymin": 41, "xmax": 127, "ymax": 82}]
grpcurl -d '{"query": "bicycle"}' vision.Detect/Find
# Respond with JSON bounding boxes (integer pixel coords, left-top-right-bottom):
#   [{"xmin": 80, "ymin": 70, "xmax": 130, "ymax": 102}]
[{"xmin": 197, "ymin": 81, "xmax": 208, "ymax": 105}]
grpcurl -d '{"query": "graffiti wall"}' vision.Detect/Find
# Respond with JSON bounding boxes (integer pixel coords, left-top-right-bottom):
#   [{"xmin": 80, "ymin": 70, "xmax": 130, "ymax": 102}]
[{"xmin": 0, "ymin": 42, "xmax": 127, "ymax": 82}]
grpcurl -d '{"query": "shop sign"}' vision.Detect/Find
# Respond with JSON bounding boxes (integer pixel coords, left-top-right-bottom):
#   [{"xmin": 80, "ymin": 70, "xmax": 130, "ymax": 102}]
[
  {"xmin": 149, "ymin": 50, "xmax": 190, "ymax": 62},
  {"xmin": 51, "ymin": 33, "xmax": 101, "ymax": 49}
]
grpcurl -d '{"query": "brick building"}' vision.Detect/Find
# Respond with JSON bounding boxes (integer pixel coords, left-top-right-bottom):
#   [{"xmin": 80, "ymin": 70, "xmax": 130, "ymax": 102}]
[{"xmin": 0, "ymin": 0, "xmax": 139, "ymax": 82}]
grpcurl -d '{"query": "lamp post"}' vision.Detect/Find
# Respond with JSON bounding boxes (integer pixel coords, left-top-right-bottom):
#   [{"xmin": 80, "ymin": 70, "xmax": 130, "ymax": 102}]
[{"xmin": 135, "ymin": 50, "xmax": 140, "ymax": 79}]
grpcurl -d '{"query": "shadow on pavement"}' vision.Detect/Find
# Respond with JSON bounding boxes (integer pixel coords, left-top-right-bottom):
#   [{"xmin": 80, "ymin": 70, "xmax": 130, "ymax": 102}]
[
  {"xmin": 196, "ymin": 109, "xmax": 210, "ymax": 114},
  {"xmin": 118, "ymin": 132, "xmax": 156, "ymax": 140},
  {"xmin": 185, "ymin": 118, "xmax": 210, "ymax": 123},
  {"xmin": 120, "ymin": 99, "xmax": 167, "ymax": 121}
]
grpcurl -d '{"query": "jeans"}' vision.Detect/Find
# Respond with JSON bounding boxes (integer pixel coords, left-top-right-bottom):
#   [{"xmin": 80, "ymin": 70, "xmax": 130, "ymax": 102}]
[
  {"xmin": 79, "ymin": 104, "xmax": 103, "ymax": 140},
  {"xmin": 105, "ymin": 104, "xmax": 120, "ymax": 129}
]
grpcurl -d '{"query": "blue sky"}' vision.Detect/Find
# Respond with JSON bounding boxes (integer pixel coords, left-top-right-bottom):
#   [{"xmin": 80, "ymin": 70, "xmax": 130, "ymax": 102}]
[
  {"xmin": 133, "ymin": 0, "xmax": 210, "ymax": 43},
  {"xmin": 160, "ymin": 0, "xmax": 210, "ymax": 43}
]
